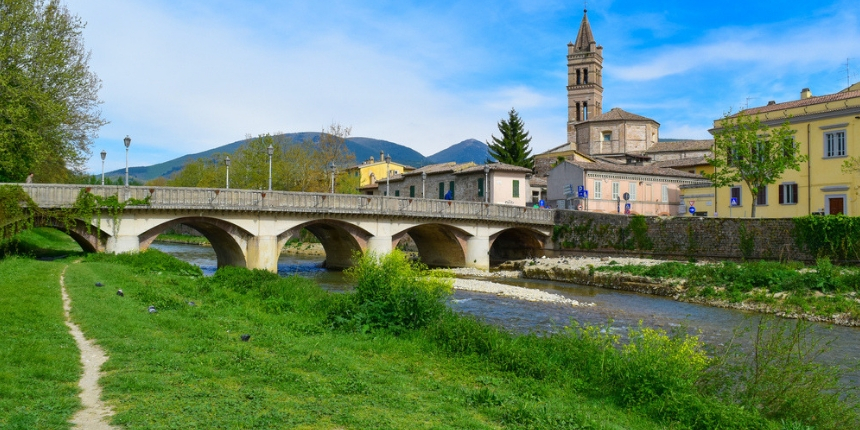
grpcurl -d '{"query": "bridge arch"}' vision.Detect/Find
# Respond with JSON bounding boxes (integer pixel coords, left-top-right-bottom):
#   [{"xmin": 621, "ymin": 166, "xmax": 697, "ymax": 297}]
[
  {"xmin": 489, "ymin": 227, "xmax": 547, "ymax": 264},
  {"xmin": 27, "ymin": 216, "xmax": 108, "ymax": 252},
  {"xmin": 281, "ymin": 219, "xmax": 371, "ymax": 269},
  {"xmin": 393, "ymin": 223, "xmax": 468, "ymax": 268},
  {"xmin": 139, "ymin": 217, "xmax": 251, "ymax": 269}
]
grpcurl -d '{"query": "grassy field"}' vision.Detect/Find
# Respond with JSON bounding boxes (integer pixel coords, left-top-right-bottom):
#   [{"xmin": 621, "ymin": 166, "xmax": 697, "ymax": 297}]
[{"xmin": 2, "ymin": 229, "xmax": 858, "ymax": 429}]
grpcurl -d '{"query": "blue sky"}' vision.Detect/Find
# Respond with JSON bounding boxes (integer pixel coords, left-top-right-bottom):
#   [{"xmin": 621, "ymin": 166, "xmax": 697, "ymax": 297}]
[{"xmin": 66, "ymin": 0, "xmax": 860, "ymax": 174}]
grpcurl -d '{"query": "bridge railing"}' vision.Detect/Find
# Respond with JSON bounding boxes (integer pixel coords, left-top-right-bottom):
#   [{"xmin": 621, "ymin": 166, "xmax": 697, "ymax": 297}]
[{"xmin": 18, "ymin": 184, "xmax": 554, "ymax": 225}]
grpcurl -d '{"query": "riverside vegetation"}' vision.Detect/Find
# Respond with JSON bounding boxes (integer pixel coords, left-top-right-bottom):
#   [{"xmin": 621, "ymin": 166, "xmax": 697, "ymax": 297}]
[{"xmin": 1, "ymin": 229, "xmax": 859, "ymax": 429}]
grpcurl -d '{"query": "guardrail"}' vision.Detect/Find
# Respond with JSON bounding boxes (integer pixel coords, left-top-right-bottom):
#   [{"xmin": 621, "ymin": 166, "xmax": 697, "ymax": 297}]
[{"xmin": 18, "ymin": 184, "xmax": 555, "ymax": 226}]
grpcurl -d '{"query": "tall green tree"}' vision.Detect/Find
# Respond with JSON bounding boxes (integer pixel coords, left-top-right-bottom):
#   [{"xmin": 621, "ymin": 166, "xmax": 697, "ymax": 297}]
[
  {"xmin": 487, "ymin": 108, "xmax": 534, "ymax": 169},
  {"xmin": 704, "ymin": 111, "xmax": 806, "ymax": 218},
  {"xmin": 0, "ymin": 0, "xmax": 106, "ymax": 182}
]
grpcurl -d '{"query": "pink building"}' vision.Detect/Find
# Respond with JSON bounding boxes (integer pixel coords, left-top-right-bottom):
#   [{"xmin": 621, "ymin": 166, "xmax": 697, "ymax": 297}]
[{"xmin": 547, "ymin": 161, "xmax": 706, "ymax": 215}]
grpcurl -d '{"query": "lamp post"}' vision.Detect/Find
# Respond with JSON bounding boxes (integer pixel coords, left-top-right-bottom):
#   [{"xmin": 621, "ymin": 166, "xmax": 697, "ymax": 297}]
[
  {"xmin": 100, "ymin": 150, "xmax": 107, "ymax": 185},
  {"xmin": 123, "ymin": 135, "xmax": 131, "ymax": 187},
  {"xmin": 329, "ymin": 162, "xmax": 336, "ymax": 193},
  {"xmin": 483, "ymin": 165, "xmax": 490, "ymax": 203},
  {"xmin": 225, "ymin": 156, "xmax": 231, "ymax": 189},
  {"xmin": 421, "ymin": 172, "xmax": 426, "ymax": 199},
  {"xmin": 267, "ymin": 144, "xmax": 274, "ymax": 191},
  {"xmin": 384, "ymin": 154, "xmax": 391, "ymax": 197}
]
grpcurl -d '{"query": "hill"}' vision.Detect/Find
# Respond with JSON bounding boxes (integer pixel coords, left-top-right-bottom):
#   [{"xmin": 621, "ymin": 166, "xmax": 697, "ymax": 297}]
[{"xmin": 110, "ymin": 133, "xmax": 487, "ymax": 182}]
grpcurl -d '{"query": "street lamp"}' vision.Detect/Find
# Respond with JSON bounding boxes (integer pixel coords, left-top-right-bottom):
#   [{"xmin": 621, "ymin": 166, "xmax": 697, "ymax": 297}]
[
  {"xmin": 100, "ymin": 150, "xmax": 106, "ymax": 185},
  {"xmin": 267, "ymin": 144, "xmax": 274, "ymax": 191},
  {"xmin": 123, "ymin": 135, "xmax": 131, "ymax": 187},
  {"xmin": 384, "ymin": 154, "xmax": 391, "ymax": 196},
  {"xmin": 421, "ymin": 172, "xmax": 426, "ymax": 199},
  {"xmin": 483, "ymin": 164, "xmax": 490, "ymax": 203},
  {"xmin": 329, "ymin": 162, "xmax": 336, "ymax": 193},
  {"xmin": 225, "ymin": 156, "xmax": 231, "ymax": 189}
]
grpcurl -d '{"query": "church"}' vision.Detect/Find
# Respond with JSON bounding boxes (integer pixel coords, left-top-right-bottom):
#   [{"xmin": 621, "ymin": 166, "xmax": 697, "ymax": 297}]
[{"xmin": 535, "ymin": 9, "xmax": 712, "ymax": 175}]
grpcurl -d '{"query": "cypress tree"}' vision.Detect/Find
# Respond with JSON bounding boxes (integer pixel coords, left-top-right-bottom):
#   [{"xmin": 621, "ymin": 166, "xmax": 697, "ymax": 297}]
[{"xmin": 487, "ymin": 108, "xmax": 534, "ymax": 169}]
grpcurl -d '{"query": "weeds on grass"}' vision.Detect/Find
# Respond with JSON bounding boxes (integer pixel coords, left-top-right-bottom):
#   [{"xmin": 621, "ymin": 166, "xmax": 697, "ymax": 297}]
[
  {"xmin": 702, "ymin": 316, "xmax": 860, "ymax": 430},
  {"xmin": 86, "ymin": 248, "xmax": 202, "ymax": 277},
  {"xmin": 328, "ymin": 250, "xmax": 452, "ymax": 334}
]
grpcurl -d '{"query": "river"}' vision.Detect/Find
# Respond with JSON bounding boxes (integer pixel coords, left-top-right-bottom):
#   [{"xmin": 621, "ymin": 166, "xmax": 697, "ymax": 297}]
[{"xmin": 151, "ymin": 242, "xmax": 860, "ymax": 373}]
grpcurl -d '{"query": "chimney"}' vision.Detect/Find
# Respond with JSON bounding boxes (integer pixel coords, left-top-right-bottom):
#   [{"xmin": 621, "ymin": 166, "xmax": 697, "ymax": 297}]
[
  {"xmin": 380, "ymin": 150, "xmax": 384, "ymax": 161},
  {"xmin": 767, "ymin": 100, "xmax": 776, "ymax": 106},
  {"xmin": 800, "ymin": 88, "xmax": 812, "ymax": 99}
]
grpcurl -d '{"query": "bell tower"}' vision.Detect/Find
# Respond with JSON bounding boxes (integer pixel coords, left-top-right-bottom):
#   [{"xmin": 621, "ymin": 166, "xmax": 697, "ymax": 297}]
[{"xmin": 567, "ymin": 9, "xmax": 603, "ymax": 144}]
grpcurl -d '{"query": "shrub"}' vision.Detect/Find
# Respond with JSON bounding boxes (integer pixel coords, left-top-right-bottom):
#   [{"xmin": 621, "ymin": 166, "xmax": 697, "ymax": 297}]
[
  {"xmin": 86, "ymin": 248, "xmax": 202, "ymax": 277},
  {"xmin": 702, "ymin": 316, "xmax": 860, "ymax": 430},
  {"xmin": 329, "ymin": 250, "xmax": 452, "ymax": 334}
]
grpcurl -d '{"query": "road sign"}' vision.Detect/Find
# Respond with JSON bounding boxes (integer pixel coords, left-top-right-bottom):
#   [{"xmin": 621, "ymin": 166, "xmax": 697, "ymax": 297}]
[
  {"xmin": 730, "ymin": 197, "xmax": 739, "ymax": 206},
  {"xmin": 577, "ymin": 190, "xmax": 584, "ymax": 198},
  {"xmin": 623, "ymin": 192, "xmax": 630, "ymax": 201},
  {"xmin": 584, "ymin": 190, "xmax": 588, "ymax": 198},
  {"xmin": 577, "ymin": 185, "xmax": 584, "ymax": 192},
  {"xmin": 689, "ymin": 206, "xmax": 696, "ymax": 214},
  {"xmin": 564, "ymin": 184, "xmax": 573, "ymax": 195},
  {"xmin": 624, "ymin": 202, "xmax": 631, "ymax": 215}
]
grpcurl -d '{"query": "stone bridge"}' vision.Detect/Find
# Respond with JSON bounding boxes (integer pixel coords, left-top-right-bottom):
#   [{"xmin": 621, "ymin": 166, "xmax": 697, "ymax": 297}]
[{"xmin": 15, "ymin": 185, "xmax": 555, "ymax": 272}]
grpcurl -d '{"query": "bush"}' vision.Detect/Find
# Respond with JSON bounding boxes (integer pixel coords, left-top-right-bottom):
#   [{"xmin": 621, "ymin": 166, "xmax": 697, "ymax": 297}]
[
  {"xmin": 86, "ymin": 248, "xmax": 202, "ymax": 276},
  {"xmin": 702, "ymin": 316, "xmax": 860, "ymax": 430},
  {"xmin": 328, "ymin": 250, "xmax": 452, "ymax": 334}
]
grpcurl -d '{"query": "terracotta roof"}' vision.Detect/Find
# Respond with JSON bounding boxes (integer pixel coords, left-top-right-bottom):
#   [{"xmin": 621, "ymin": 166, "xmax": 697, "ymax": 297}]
[
  {"xmin": 455, "ymin": 162, "xmax": 532, "ymax": 175},
  {"xmin": 529, "ymin": 176, "xmax": 547, "ymax": 187},
  {"xmin": 652, "ymin": 156, "xmax": 710, "ymax": 168},
  {"xmin": 401, "ymin": 162, "xmax": 457, "ymax": 177},
  {"xmin": 565, "ymin": 160, "xmax": 705, "ymax": 179},
  {"xmin": 581, "ymin": 107, "xmax": 658, "ymax": 124},
  {"xmin": 742, "ymin": 89, "xmax": 860, "ymax": 116},
  {"xmin": 645, "ymin": 140, "xmax": 713, "ymax": 153}
]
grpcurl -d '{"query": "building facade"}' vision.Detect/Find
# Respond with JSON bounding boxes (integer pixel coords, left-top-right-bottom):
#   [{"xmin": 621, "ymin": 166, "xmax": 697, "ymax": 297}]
[{"xmin": 690, "ymin": 84, "xmax": 860, "ymax": 218}]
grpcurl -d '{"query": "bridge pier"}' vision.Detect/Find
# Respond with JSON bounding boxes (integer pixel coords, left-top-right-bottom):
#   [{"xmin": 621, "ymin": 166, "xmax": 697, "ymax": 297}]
[
  {"xmin": 366, "ymin": 235, "xmax": 393, "ymax": 256},
  {"xmin": 106, "ymin": 235, "xmax": 140, "ymax": 255},
  {"xmin": 465, "ymin": 236, "xmax": 490, "ymax": 271},
  {"xmin": 246, "ymin": 235, "xmax": 279, "ymax": 272}
]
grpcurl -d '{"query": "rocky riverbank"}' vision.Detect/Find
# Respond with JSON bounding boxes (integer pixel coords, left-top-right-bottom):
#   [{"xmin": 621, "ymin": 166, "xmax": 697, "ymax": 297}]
[{"xmin": 476, "ymin": 256, "xmax": 860, "ymax": 327}]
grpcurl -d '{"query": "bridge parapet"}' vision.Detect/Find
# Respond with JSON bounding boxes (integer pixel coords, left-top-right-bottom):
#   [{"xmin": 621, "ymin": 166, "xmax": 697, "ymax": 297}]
[{"xmin": 20, "ymin": 185, "xmax": 554, "ymax": 226}]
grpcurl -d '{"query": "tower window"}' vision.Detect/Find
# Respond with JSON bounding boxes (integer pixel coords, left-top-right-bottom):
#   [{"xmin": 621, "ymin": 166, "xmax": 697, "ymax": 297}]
[
  {"xmin": 583, "ymin": 102, "xmax": 588, "ymax": 121},
  {"xmin": 576, "ymin": 102, "xmax": 581, "ymax": 122},
  {"xmin": 583, "ymin": 68, "xmax": 588, "ymax": 84},
  {"xmin": 602, "ymin": 132, "xmax": 611, "ymax": 142},
  {"xmin": 576, "ymin": 69, "xmax": 581, "ymax": 85}
]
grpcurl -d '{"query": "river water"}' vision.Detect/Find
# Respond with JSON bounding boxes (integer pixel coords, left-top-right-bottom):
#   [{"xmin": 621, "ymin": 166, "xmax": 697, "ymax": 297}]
[{"xmin": 151, "ymin": 242, "xmax": 860, "ymax": 373}]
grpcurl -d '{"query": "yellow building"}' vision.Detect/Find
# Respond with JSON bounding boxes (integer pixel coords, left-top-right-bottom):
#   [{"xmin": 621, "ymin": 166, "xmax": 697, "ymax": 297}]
[
  {"xmin": 346, "ymin": 151, "xmax": 415, "ymax": 189},
  {"xmin": 685, "ymin": 83, "xmax": 860, "ymax": 217}
]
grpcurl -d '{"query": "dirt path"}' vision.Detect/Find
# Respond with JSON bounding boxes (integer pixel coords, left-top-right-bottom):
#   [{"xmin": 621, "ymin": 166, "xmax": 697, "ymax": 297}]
[{"xmin": 60, "ymin": 266, "xmax": 119, "ymax": 429}]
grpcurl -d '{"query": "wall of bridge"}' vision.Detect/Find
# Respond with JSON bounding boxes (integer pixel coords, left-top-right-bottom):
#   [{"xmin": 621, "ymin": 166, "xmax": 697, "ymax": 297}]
[{"xmin": 17, "ymin": 185, "xmax": 555, "ymax": 272}]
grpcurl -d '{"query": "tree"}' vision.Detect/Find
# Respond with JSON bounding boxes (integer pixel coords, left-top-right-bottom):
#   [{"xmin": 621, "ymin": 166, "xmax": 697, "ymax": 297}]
[
  {"xmin": 703, "ymin": 111, "xmax": 806, "ymax": 217},
  {"xmin": 487, "ymin": 108, "xmax": 534, "ymax": 169},
  {"xmin": 0, "ymin": 0, "xmax": 106, "ymax": 182},
  {"xmin": 317, "ymin": 122, "xmax": 356, "ymax": 173}
]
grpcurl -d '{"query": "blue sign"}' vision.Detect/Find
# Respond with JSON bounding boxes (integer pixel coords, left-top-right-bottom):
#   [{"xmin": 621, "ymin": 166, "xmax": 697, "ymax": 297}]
[
  {"xmin": 584, "ymin": 190, "xmax": 588, "ymax": 198},
  {"xmin": 689, "ymin": 206, "xmax": 696, "ymax": 214},
  {"xmin": 577, "ymin": 185, "xmax": 585, "ymax": 192},
  {"xmin": 625, "ymin": 203, "xmax": 631, "ymax": 210},
  {"xmin": 730, "ymin": 197, "xmax": 739, "ymax": 206},
  {"xmin": 577, "ymin": 190, "xmax": 584, "ymax": 198}
]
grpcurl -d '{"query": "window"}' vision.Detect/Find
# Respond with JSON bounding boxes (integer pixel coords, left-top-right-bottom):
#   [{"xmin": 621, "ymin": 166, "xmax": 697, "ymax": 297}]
[
  {"xmin": 409, "ymin": 185, "xmax": 415, "ymax": 198},
  {"xmin": 394, "ymin": 190, "xmax": 400, "ymax": 197},
  {"xmin": 583, "ymin": 68, "xmax": 588, "ymax": 84},
  {"xmin": 583, "ymin": 102, "xmax": 588, "ymax": 121},
  {"xmin": 730, "ymin": 186, "xmax": 742, "ymax": 206},
  {"xmin": 576, "ymin": 69, "xmax": 581, "ymax": 85},
  {"xmin": 628, "ymin": 182, "xmax": 637, "ymax": 201},
  {"xmin": 756, "ymin": 186, "xmax": 767, "ymax": 205},
  {"xmin": 438, "ymin": 182, "xmax": 444, "ymax": 199},
  {"xmin": 449, "ymin": 181, "xmax": 455, "ymax": 199},
  {"xmin": 825, "ymin": 131, "xmax": 846, "ymax": 158},
  {"xmin": 594, "ymin": 181, "xmax": 602, "ymax": 199},
  {"xmin": 603, "ymin": 132, "xmax": 611, "ymax": 142},
  {"xmin": 478, "ymin": 178, "xmax": 484, "ymax": 197},
  {"xmin": 512, "ymin": 180, "xmax": 520, "ymax": 198},
  {"xmin": 611, "ymin": 182, "xmax": 620, "ymax": 200},
  {"xmin": 779, "ymin": 183, "xmax": 798, "ymax": 204},
  {"xmin": 661, "ymin": 185, "xmax": 668, "ymax": 203}
]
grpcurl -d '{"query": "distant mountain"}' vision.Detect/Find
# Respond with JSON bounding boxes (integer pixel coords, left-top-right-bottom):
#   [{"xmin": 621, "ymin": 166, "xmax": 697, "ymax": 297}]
[
  {"xmin": 108, "ymin": 133, "xmax": 488, "ymax": 182},
  {"xmin": 427, "ymin": 139, "xmax": 489, "ymax": 164}
]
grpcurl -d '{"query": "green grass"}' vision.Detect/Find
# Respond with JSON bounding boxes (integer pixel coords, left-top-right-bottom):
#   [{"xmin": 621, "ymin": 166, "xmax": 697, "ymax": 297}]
[
  {"xmin": 1, "ymin": 227, "xmax": 84, "ymax": 259},
  {"xmin": 58, "ymin": 254, "xmax": 666, "ymax": 429},
  {"xmin": 0, "ymin": 257, "xmax": 81, "ymax": 429}
]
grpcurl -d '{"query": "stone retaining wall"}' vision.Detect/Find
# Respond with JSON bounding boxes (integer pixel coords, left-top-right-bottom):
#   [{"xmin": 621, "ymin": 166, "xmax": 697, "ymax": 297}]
[{"xmin": 551, "ymin": 210, "xmax": 813, "ymax": 262}]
